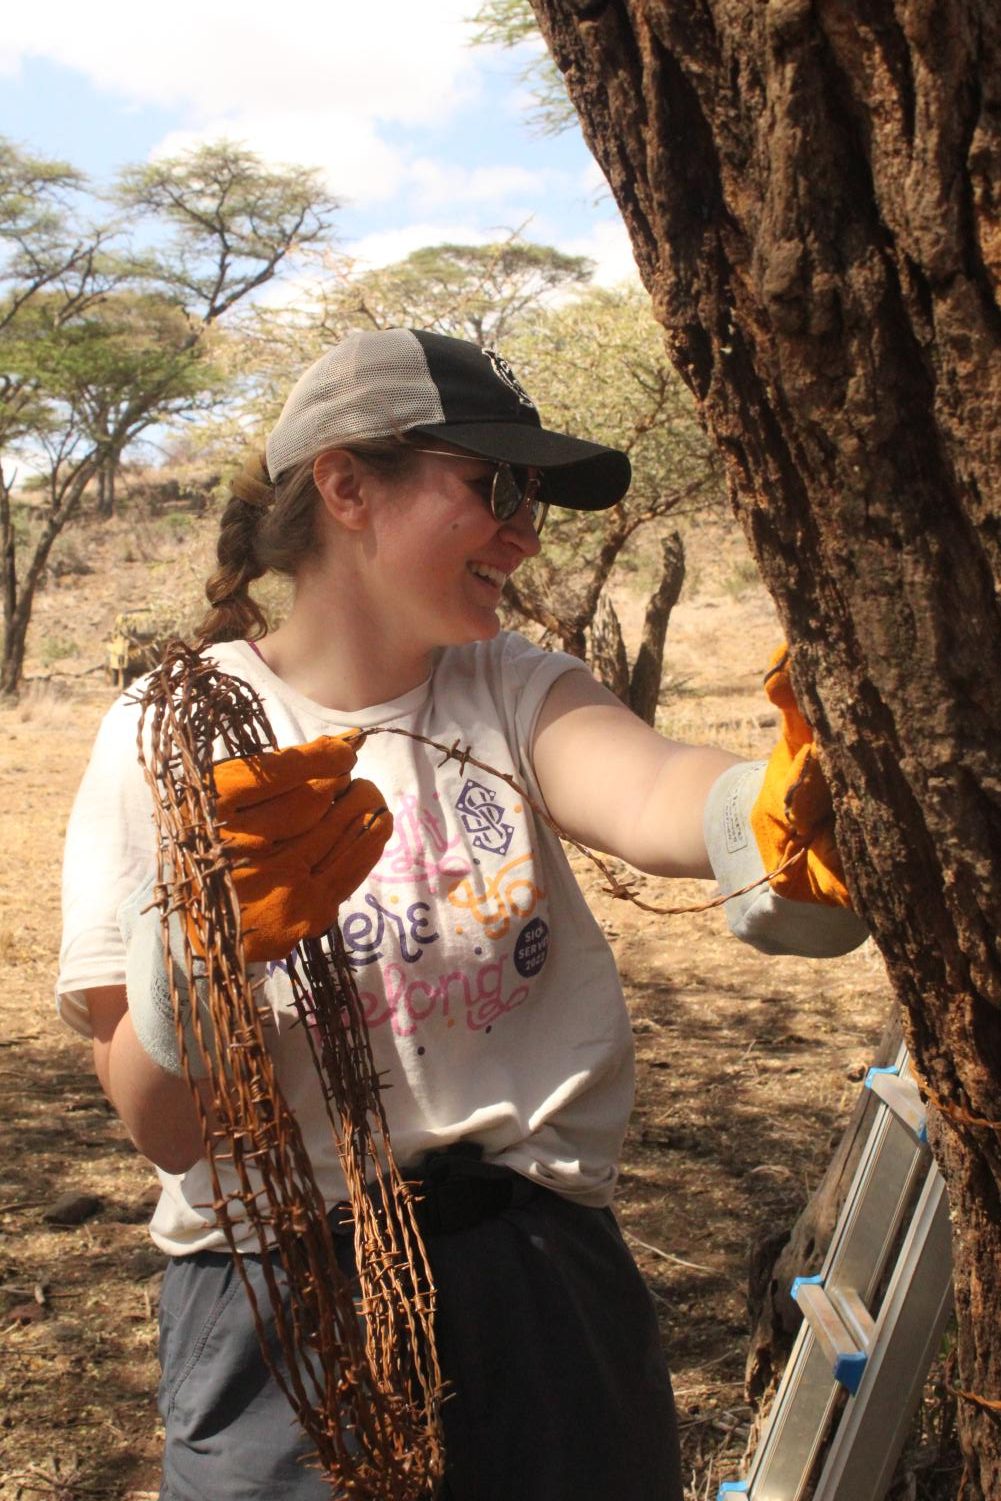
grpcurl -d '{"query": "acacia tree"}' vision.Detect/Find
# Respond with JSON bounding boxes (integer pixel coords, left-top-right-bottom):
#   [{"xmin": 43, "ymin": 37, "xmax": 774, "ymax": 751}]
[
  {"xmin": 503, "ymin": 283, "xmax": 722, "ymax": 715},
  {"xmin": 0, "ymin": 140, "xmax": 338, "ymax": 694},
  {"xmin": 527, "ymin": 1, "xmax": 1001, "ymax": 1492},
  {"xmin": 324, "ymin": 238, "xmax": 594, "ymax": 346},
  {"xmin": 0, "ymin": 141, "xmax": 116, "ymax": 692}
]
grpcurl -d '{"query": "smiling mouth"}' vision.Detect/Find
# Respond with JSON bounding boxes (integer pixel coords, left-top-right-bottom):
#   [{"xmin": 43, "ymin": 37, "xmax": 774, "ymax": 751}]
[{"xmin": 468, "ymin": 563, "xmax": 507, "ymax": 589}]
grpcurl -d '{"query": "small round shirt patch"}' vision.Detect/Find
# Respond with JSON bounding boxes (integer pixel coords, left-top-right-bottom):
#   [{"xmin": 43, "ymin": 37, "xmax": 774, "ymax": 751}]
[{"xmin": 513, "ymin": 916, "xmax": 549, "ymax": 978}]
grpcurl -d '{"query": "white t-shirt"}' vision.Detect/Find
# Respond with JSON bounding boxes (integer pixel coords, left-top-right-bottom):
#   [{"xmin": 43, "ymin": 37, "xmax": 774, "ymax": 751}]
[{"xmin": 58, "ymin": 633, "xmax": 636, "ymax": 1254}]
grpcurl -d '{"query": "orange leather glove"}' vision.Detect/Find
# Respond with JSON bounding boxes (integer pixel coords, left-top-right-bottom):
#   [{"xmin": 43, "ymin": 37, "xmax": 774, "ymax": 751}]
[
  {"xmin": 750, "ymin": 647, "xmax": 852, "ymax": 908},
  {"xmin": 195, "ymin": 734, "xmax": 392, "ymax": 963}
]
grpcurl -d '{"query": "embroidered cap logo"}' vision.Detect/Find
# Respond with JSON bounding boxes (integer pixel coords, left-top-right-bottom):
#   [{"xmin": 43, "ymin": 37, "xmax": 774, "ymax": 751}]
[{"xmin": 483, "ymin": 349, "xmax": 536, "ymax": 411}]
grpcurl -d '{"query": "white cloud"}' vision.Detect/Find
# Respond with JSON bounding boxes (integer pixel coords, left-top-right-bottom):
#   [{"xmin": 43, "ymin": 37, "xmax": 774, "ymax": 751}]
[
  {"xmin": 4, "ymin": 3, "xmax": 563, "ymax": 214},
  {"xmin": 408, "ymin": 159, "xmax": 555, "ymax": 209},
  {"xmin": 344, "ymin": 222, "xmax": 494, "ymax": 270},
  {"xmin": 4, "ymin": 1, "xmax": 480, "ymax": 126},
  {"xmin": 564, "ymin": 219, "xmax": 641, "ymax": 287},
  {"xmin": 152, "ymin": 112, "xmax": 408, "ymax": 206}
]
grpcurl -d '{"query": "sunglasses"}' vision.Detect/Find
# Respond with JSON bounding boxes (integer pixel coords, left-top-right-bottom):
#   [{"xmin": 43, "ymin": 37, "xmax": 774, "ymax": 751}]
[{"xmin": 409, "ymin": 448, "xmax": 549, "ymax": 535}]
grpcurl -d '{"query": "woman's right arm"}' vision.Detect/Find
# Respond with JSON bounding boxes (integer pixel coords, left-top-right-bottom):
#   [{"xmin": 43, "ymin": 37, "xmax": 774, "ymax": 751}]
[{"xmin": 87, "ymin": 986, "xmax": 207, "ymax": 1176}]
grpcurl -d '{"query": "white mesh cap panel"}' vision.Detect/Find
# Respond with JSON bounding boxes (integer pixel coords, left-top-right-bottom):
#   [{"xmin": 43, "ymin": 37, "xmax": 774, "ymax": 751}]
[{"xmin": 265, "ymin": 329, "xmax": 446, "ymax": 480}]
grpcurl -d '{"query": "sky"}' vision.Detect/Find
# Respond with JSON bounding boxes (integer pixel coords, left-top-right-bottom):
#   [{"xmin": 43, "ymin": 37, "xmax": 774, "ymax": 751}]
[{"xmin": 0, "ymin": 0, "xmax": 639, "ymax": 289}]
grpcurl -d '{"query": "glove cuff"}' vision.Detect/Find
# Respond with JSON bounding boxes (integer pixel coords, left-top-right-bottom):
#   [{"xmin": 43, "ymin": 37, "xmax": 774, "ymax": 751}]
[
  {"xmin": 118, "ymin": 877, "xmax": 209, "ymax": 1079},
  {"xmin": 704, "ymin": 762, "xmax": 869, "ymax": 958}
]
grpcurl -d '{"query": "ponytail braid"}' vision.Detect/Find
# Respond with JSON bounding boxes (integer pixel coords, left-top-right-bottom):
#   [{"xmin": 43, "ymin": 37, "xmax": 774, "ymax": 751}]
[{"xmin": 194, "ymin": 453, "xmax": 273, "ymax": 647}]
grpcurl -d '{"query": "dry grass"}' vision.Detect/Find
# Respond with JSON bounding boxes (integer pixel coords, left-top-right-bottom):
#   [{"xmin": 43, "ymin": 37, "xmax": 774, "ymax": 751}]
[{"xmin": 6, "ymin": 682, "xmax": 81, "ymax": 729}]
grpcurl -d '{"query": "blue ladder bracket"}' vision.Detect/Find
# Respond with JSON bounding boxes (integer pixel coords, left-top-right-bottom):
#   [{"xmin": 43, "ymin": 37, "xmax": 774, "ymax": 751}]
[
  {"xmin": 717, "ymin": 1483, "xmax": 750, "ymax": 1497},
  {"xmin": 865, "ymin": 1065, "xmax": 928, "ymax": 1143},
  {"xmin": 833, "ymin": 1349, "xmax": 868, "ymax": 1395},
  {"xmin": 791, "ymin": 1275, "xmax": 869, "ymax": 1395}
]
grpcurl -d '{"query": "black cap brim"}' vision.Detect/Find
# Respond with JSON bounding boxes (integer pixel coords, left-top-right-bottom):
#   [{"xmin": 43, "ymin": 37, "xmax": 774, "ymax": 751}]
[{"xmin": 408, "ymin": 420, "xmax": 631, "ymax": 511}]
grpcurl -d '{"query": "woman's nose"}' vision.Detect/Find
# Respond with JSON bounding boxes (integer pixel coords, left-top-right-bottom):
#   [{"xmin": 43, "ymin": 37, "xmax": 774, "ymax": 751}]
[{"xmin": 499, "ymin": 499, "xmax": 542, "ymax": 557}]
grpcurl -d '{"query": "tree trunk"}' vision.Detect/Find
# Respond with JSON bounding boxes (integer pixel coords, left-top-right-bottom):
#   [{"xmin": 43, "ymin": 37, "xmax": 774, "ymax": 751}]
[
  {"xmin": 0, "ymin": 470, "xmax": 17, "ymax": 675},
  {"xmin": 588, "ymin": 590, "xmax": 630, "ymax": 699},
  {"xmin": 531, "ymin": 1, "xmax": 1001, "ymax": 1491},
  {"xmin": 629, "ymin": 530, "xmax": 685, "ymax": 726},
  {"xmin": 96, "ymin": 456, "xmax": 116, "ymax": 519},
  {"xmin": 1, "ymin": 467, "xmax": 95, "ymax": 694}
]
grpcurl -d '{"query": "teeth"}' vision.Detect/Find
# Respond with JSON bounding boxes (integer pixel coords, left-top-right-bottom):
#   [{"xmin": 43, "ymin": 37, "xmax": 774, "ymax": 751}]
[{"xmin": 470, "ymin": 564, "xmax": 505, "ymax": 588}]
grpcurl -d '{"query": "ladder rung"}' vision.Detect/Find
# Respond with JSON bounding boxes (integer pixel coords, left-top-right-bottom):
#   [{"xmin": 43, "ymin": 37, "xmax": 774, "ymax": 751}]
[
  {"xmin": 834, "ymin": 1286, "xmax": 876, "ymax": 1353},
  {"xmin": 865, "ymin": 1066, "xmax": 927, "ymax": 1142},
  {"xmin": 792, "ymin": 1277, "xmax": 868, "ymax": 1395}
]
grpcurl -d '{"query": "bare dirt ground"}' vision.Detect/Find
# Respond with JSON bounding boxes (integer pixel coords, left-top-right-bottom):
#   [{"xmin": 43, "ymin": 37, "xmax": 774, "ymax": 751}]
[{"xmin": 0, "ymin": 507, "xmax": 954, "ymax": 1499}]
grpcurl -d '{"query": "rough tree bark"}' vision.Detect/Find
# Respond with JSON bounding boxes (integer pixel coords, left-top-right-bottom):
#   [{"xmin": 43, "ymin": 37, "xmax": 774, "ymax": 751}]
[
  {"xmin": 96, "ymin": 455, "xmax": 117, "ymax": 520},
  {"xmin": 530, "ymin": 1, "xmax": 1001, "ymax": 1492}
]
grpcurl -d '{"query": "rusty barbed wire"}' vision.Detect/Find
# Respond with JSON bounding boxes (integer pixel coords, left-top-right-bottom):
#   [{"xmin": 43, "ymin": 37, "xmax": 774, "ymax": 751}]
[
  {"xmin": 369, "ymin": 724, "xmax": 809, "ymax": 915},
  {"xmin": 135, "ymin": 643, "xmax": 444, "ymax": 1500}
]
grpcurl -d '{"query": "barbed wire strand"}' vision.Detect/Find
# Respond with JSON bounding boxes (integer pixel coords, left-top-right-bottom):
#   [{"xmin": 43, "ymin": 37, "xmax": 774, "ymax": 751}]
[{"xmin": 368, "ymin": 723, "xmax": 809, "ymax": 914}]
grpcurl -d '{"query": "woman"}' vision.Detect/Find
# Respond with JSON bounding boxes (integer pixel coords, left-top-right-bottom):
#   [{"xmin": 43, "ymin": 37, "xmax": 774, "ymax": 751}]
[{"xmin": 58, "ymin": 328, "xmax": 866, "ymax": 1500}]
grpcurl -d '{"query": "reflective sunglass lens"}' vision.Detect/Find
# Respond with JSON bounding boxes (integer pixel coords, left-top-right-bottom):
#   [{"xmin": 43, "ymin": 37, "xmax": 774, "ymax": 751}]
[
  {"xmin": 488, "ymin": 462, "xmax": 547, "ymax": 533},
  {"xmin": 490, "ymin": 464, "xmax": 523, "ymax": 522}
]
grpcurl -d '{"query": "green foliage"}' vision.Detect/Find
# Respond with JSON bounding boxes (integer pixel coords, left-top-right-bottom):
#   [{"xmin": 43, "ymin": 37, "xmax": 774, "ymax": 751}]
[
  {"xmin": 469, "ymin": 0, "xmax": 577, "ymax": 136},
  {"xmin": 115, "ymin": 141, "xmax": 340, "ymax": 322},
  {"xmin": 4, "ymin": 290, "xmax": 227, "ymax": 460},
  {"xmin": 0, "ymin": 135, "xmax": 340, "ymax": 692},
  {"xmin": 501, "ymin": 283, "xmax": 723, "ymax": 619},
  {"xmin": 0, "ymin": 139, "xmax": 92, "ymax": 336},
  {"xmin": 325, "ymin": 239, "xmax": 594, "ymax": 348}
]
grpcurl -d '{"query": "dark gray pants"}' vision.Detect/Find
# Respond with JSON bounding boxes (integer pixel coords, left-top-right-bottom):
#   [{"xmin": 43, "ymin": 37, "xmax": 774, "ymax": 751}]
[{"xmin": 157, "ymin": 1178, "xmax": 683, "ymax": 1500}]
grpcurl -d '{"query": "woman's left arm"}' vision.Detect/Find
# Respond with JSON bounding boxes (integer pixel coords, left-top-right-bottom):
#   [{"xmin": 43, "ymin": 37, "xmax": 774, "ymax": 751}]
[
  {"xmin": 534, "ymin": 659, "xmax": 870, "ymax": 958},
  {"xmin": 532, "ymin": 669, "xmax": 740, "ymax": 879}
]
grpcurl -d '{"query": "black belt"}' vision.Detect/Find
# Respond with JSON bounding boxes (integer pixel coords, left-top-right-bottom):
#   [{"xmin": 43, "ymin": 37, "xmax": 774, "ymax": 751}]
[{"xmin": 333, "ymin": 1144, "xmax": 537, "ymax": 1239}]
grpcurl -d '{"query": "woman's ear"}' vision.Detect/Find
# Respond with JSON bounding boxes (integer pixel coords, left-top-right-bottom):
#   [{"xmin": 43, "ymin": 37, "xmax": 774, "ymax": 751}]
[{"xmin": 313, "ymin": 449, "xmax": 370, "ymax": 531}]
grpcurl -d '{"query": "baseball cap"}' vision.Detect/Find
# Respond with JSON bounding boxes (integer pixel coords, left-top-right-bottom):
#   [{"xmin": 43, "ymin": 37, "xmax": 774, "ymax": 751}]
[{"xmin": 265, "ymin": 328, "xmax": 630, "ymax": 511}]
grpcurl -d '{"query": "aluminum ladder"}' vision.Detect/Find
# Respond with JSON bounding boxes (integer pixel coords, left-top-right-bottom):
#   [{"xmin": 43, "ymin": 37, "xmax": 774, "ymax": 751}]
[{"xmin": 718, "ymin": 1044, "xmax": 953, "ymax": 1501}]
